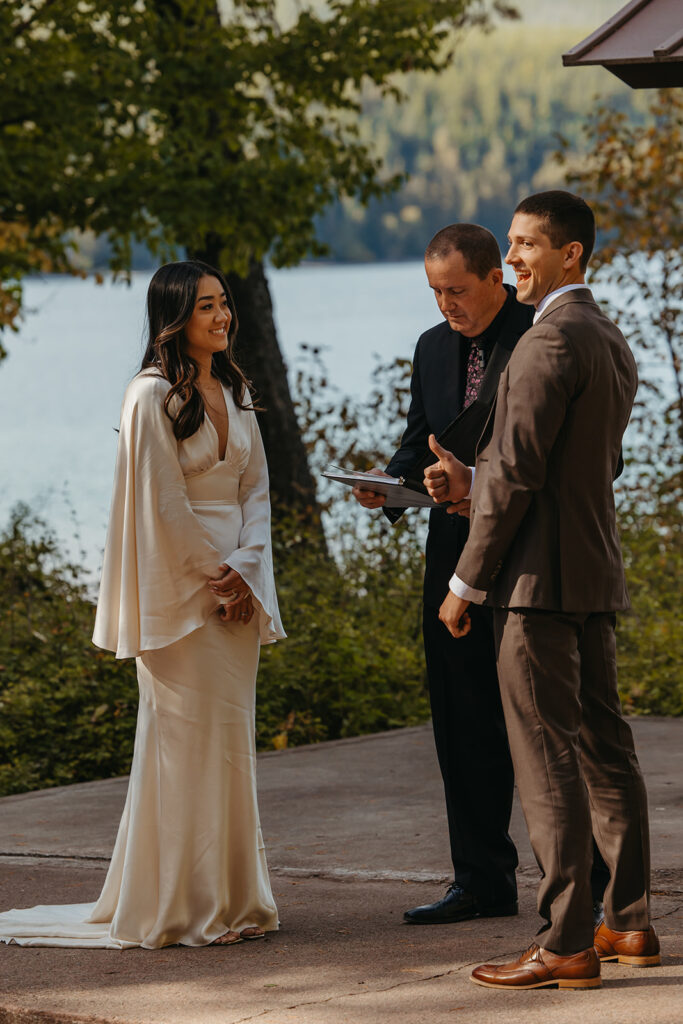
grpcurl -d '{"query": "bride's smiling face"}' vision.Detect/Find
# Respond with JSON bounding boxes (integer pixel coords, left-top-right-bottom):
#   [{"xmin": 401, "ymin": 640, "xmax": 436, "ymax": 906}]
[{"xmin": 183, "ymin": 275, "xmax": 232, "ymax": 361}]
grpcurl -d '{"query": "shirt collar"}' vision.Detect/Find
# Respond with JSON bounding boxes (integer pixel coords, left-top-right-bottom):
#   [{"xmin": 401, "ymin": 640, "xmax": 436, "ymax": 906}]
[{"xmin": 533, "ymin": 283, "xmax": 587, "ymax": 324}]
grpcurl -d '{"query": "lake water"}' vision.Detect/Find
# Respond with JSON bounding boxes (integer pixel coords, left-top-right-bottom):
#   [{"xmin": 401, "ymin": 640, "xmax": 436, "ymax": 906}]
[
  {"xmin": 0, "ymin": 262, "xmax": 653, "ymax": 576},
  {"xmin": 0, "ymin": 262, "xmax": 444, "ymax": 574}
]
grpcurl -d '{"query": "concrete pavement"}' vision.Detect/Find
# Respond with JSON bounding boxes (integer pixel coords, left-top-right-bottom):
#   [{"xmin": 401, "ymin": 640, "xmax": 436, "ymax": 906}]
[{"xmin": 0, "ymin": 718, "xmax": 681, "ymax": 1023}]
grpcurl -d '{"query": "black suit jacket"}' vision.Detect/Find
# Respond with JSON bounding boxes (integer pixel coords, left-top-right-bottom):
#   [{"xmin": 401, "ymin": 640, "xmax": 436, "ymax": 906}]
[{"xmin": 385, "ymin": 287, "xmax": 533, "ymax": 608}]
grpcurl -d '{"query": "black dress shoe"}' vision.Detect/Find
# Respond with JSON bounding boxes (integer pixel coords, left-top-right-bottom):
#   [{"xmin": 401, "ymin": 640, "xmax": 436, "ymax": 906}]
[{"xmin": 403, "ymin": 883, "xmax": 518, "ymax": 925}]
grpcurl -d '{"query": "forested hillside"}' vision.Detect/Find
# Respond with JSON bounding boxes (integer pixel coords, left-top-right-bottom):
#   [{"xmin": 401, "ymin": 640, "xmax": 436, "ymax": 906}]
[{"xmin": 316, "ymin": 21, "xmax": 649, "ymax": 259}]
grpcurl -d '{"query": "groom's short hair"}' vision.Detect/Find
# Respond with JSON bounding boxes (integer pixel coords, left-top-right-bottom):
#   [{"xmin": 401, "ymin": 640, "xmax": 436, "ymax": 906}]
[
  {"xmin": 425, "ymin": 223, "xmax": 501, "ymax": 280},
  {"xmin": 515, "ymin": 191, "xmax": 595, "ymax": 272}
]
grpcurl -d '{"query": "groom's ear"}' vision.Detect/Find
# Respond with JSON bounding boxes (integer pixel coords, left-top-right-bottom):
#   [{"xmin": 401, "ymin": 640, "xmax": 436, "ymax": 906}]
[{"xmin": 563, "ymin": 241, "xmax": 583, "ymax": 270}]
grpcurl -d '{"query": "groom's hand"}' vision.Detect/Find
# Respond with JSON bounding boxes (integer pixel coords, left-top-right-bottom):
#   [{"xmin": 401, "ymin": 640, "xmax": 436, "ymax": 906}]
[
  {"xmin": 447, "ymin": 497, "xmax": 471, "ymax": 518},
  {"xmin": 439, "ymin": 591, "xmax": 472, "ymax": 638},
  {"xmin": 423, "ymin": 436, "xmax": 472, "ymax": 504}
]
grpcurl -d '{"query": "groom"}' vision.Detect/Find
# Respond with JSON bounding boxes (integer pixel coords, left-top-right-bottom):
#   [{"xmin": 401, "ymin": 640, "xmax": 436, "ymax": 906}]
[{"xmin": 426, "ymin": 191, "xmax": 659, "ymax": 990}]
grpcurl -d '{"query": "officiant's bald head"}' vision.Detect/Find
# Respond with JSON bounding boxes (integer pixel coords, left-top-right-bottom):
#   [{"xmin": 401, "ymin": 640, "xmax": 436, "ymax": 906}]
[
  {"xmin": 425, "ymin": 223, "xmax": 501, "ymax": 280},
  {"xmin": 424, "ymin": 223, "xmax": 505, "ymax": 338}
]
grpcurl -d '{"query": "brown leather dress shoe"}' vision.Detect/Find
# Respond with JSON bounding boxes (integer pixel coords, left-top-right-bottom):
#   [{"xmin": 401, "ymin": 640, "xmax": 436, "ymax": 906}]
[
  {"xmin": 594, "ymin": 921, "xmax": 661, "ymax": 967},
  {"xmin": 470, "ymin": 943, "xmax": 601, "ymax": 990}
]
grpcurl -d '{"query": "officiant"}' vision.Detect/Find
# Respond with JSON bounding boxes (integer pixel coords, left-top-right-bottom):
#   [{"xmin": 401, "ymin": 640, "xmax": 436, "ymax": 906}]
[{"xmin": 352, "ymin": 223, "xmax": 608, "ymax": 926}]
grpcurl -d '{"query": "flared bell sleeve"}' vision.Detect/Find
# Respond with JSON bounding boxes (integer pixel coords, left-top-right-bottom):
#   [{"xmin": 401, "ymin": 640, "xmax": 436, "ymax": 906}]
[
  {"xmin": 225, "ymin": 409, "xmax": 286, "ymax": 645},
  {"xmin": 92, "ymin": 374, "xmax": 222, "ymax": 659}
]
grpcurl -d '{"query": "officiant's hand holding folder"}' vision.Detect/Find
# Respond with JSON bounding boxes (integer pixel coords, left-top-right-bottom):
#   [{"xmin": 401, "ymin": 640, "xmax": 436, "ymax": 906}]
[
  {"xmin": 324, "ymin": 404, "xmax": 482, "ymax": 510},
  {"xmin": 322, "ymin": 468, "xmax": 439, "ymax": 509}
]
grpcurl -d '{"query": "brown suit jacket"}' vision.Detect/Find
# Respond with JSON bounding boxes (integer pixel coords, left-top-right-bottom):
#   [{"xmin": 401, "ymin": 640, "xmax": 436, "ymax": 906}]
[{"xmin": 455, "ymin": 288, "xmax": 638, "ymax": 612}]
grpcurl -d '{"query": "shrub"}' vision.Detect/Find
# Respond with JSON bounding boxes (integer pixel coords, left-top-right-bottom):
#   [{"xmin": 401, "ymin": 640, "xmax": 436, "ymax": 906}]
[
  {"xmin": 0, "ymin": 506, "xmax": 138, "ymax": 795},
  {"xmin": 0, "ymin": 504, "xmax": 430, "ymax": 796},
  {"xmin": 616, "ymin": 497, "xmax": 683, "ymax": 716},
  {"xmin": 257, "ymin": 513, "xmax": 428, "ymax": 749}
]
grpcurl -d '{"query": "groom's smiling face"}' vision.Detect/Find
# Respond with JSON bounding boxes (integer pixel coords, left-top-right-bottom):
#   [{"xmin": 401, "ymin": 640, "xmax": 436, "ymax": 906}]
[{"xmin": 505, "ymin": 213, "xmax": 577, "ymax": 308}]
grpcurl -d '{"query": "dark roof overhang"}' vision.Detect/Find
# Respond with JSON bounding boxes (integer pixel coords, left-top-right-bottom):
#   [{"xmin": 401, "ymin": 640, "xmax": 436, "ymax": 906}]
[{"xmin": 562, "ymin": 0, "xmax": 683, "ymax": 88}]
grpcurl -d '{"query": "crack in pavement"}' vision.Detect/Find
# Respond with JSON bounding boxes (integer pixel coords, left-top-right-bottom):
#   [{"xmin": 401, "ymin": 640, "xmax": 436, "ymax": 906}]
[
  {"xmin": 0, "ymin": 854, "xmax": 450, "ymax": 883},
  {"xmin": 229, "ymin": 954, "xmax": 516, "ymax": 1023},
  {"xmin": 653, "ymin": 902, "xmax": 683, "ymax": 919},
  {"xmin": 3, "ymin": 854, "xmax": 682, "ymax": 903},
  {"xmin": 271, "ymin": 866, "xmax": 452, "ymax": 884},
  {"xmin": 0, "ymin": 852, "xmax": 110, "ymax": 864}
]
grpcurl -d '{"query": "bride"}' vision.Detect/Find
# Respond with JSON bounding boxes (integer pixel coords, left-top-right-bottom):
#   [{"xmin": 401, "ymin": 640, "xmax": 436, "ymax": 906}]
[{"xmin": 0, "ymin": 261, "xmax": 286, "ymax": 948}]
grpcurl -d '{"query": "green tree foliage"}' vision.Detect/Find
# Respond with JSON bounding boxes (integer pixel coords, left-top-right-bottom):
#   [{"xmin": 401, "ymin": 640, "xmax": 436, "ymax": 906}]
[
  {"xmin": 1, "ymin": 0, "xmax": 516, "ymax": 513},
  {"xmin": 558, "ymin": 89, "xmax": 682, "ymax": 487},
  {"xmin": 0, "ymin": 496, "xmax": 429, "ymax": 796},
  {"xmin": 0, "ymin": 506, "xmax": 140, "ymax": 795},
  {"xmin": 257, "ymin": 511, "xmax": 427, "ymax": 749},
  {"xmin": 617, "ymin": 511, "xmax": 682, "ymax": 717},
  {"xmin": 556, "ymin": 89, "xmax": 683, "ymax": 716},
  {"xmin": 0, "ymin": 0, "xmax": 152, "ymax": 344},
  {"xmin": 0, "ymin": 0, "xmax": 514, "ymax": 335}
]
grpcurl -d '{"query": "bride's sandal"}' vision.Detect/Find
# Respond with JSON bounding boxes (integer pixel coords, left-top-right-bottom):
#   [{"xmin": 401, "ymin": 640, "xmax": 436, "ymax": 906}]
[
  {"xmin": 240, "ymin": 926, "xmax": 265, "ymax": 940},
  {"xmin": 211, "ymin": 930, "xmax": 243, "ymax": 945}
]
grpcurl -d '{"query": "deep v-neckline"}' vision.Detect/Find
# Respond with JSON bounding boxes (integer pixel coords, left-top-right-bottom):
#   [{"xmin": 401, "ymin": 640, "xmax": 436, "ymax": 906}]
[{"xmin": 203, "ymin": 383, "xmax": 229, "ymax": 462}]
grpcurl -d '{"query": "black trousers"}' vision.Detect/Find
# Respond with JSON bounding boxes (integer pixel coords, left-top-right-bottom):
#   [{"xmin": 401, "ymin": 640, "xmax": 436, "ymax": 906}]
[
  {"xmin": 422, "ymin": 602, "xmax": 610, "ymax": 909},
  {"xmin": 422, "ymin": 602, "xmax": 518, "ymax": 907}
]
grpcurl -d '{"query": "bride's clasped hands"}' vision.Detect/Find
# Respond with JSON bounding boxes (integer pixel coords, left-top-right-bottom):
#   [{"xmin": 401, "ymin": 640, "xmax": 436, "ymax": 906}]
[{"xmin": 211, "ymin": 564, "xmax": 255, "ymax": 625}]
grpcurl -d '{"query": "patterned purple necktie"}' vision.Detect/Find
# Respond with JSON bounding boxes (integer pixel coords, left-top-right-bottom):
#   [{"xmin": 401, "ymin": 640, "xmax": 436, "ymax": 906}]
[{"xmin": 463, "ymin": 339, "xmax": 486, "ymax": 409}]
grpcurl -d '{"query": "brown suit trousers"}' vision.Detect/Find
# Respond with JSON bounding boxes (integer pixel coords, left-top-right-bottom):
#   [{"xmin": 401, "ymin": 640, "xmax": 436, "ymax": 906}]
[{"xmin": 495, "ymin": 608, "xmax": 650, "ymax": 954}]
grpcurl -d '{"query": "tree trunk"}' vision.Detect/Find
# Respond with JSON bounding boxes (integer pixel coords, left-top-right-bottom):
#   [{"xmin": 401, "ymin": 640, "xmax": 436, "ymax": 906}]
[{"xmin": 191, "ymin": 240, "xmax": 323, "ymax": 539}]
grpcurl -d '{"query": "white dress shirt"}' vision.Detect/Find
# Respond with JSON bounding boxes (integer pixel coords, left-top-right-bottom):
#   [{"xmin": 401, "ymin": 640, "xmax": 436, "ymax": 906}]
[{"xmin": 448, "ymin": 465, "xmax": 487, "ymax": 603}]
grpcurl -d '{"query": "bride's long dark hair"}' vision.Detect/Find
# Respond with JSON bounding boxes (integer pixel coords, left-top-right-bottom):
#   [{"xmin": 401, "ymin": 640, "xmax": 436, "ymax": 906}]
[{"xmin": 140, "ymin": 260, "xmax": 254, "ymax": 442}]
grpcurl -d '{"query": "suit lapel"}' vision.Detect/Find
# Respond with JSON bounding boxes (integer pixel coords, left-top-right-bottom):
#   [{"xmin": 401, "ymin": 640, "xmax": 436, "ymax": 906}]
[
  {"xmin": 477, "ymin": 340, "xmax": 512, "ymax": 406},
  {"xmin": 475, "ymin": 393, "xmax": 498, "ymax": 457}
]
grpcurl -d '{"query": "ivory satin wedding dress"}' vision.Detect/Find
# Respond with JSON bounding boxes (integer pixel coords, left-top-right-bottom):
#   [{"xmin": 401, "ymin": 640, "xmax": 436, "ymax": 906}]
[{"xmin": 0, "ymin": 371, "xmax": 285, "ymax": 948}]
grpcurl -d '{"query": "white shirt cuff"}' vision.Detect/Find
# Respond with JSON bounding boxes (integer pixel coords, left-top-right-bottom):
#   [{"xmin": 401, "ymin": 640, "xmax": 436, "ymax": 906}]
[
  {"xmin": 449, "ymin": 572, "xmax": 487, "ymax": 605},
  {"xmin": 467, "ymin": 466, "xmax": 475, "ymax": 497}
]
